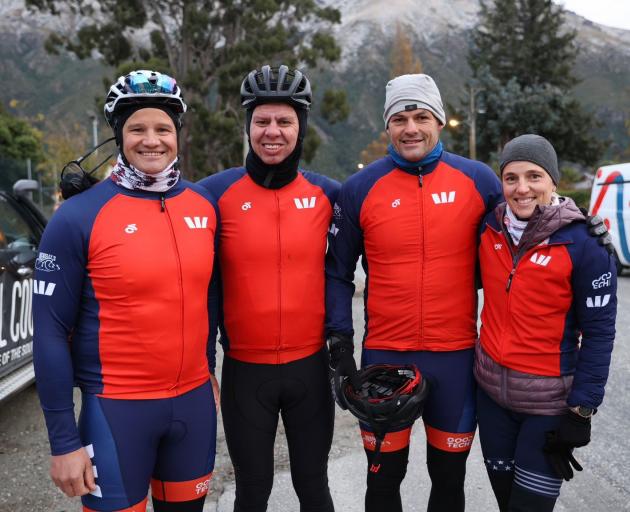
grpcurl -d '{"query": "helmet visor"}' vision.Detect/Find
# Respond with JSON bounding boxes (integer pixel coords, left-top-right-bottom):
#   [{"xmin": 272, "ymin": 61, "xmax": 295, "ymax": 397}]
[{"xmin": 126, "ymin": 73, "xmax": 177, "ymax": 95}]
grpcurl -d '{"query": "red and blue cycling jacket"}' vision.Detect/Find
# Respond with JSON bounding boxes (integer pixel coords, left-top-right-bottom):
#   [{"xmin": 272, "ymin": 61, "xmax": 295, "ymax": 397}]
[
  {"xmin": 198, "ymin": 168, "xmax": 339, "ymax": 364},
  {"xmin": 325, "ymin": 151, "xmax": 502, "ymax": 351},
  {"xmin": 478, "ymin": 210, "xmax": 616, "ymax": 408},
  {"xmin": 33, "ymin": 178, "xmax": 218, "ymax": 455}
]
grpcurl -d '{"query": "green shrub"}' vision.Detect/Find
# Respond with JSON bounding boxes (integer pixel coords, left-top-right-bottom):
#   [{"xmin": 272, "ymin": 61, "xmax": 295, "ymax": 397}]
[{"xmin": 559, "ymin": 189, "xmax": 591, "ymax": 210}]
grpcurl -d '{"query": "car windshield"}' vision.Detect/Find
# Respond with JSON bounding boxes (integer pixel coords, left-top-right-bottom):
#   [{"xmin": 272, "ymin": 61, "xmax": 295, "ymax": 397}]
[{"xmin": 0, "ymin": 197, "xmax": 38, "ymax": 252}]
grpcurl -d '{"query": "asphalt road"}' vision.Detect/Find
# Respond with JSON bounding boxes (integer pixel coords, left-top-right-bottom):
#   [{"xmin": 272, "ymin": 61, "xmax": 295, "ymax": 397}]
[{"xmin": 1, "ymin": 278, "xmax": 629, "ymax": 512}]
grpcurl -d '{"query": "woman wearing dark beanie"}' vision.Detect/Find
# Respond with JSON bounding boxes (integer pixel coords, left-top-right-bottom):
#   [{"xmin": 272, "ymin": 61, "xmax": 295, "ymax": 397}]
[{"xmin": 475, "ymin": 134, "xmax": 617, "ymax": 511}]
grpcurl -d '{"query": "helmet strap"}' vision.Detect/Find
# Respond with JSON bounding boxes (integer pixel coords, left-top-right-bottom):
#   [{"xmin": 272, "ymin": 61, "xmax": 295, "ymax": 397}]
[
  {"xmin": 369, "ymin": 434, "xmax": 385, "ymax": 474},
  {"xmin": 365, "ymin": 405, "xmax": 389, "ymax": 474}
]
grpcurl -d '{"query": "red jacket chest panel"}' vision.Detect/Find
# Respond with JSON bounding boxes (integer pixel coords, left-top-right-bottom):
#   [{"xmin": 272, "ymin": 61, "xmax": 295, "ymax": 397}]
[
  {"xmin": 479, "ymin": 227, "xmax": 573, "ymax": 375},
  {"xmin": 218, "ymin": 174, "xmax": 332, "ymax": 362},
  {"xmin": 88, "ymin": 190, "xmax": 216, "ymax": 397},
  {"xmin": 359, "ymin": 164, "xmax": 486, "ymax": 350}
]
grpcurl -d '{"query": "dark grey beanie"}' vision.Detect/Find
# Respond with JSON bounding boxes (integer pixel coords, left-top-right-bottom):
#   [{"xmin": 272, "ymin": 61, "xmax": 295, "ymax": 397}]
[{"xmin": 499, "ymin": 134, "xmax": 559, "ymax": 185}]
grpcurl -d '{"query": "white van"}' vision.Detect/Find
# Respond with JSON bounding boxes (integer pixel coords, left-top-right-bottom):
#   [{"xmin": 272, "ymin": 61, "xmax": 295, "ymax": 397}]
[{"xmin": 589, "ymin": 163, "xmax": 630, "ymax": 274}]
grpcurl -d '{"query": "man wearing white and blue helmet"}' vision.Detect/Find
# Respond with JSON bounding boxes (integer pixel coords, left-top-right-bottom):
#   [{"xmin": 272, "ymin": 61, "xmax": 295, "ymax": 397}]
[{"xmin": 34, "ymin": 69, "xmax": 220, "ymax": 512}]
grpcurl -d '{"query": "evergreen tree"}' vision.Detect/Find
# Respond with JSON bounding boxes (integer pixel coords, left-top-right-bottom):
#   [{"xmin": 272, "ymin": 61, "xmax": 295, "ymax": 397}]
[
  {"xmin": 468, "ymin": 0, "xmax": 605, "ymax": 166},
  {"xmin": 0, "ymin": 104, "xmax": 44, "ymax": 188},
  {"xmin": 26, "ymin": 0, "xmax": 347, "ymax": 179}
]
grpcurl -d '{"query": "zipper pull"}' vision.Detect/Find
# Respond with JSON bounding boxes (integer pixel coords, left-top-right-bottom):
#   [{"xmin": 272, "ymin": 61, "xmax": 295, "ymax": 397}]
[
  {"xmin": 418, "ymin": 173, "xmax": 423, "ymax": 187},
  {"xmin": 160, "ymin": 194, "xmax": 165, "ymax": 212},
  {"xmin": 506, "ymin": 268, "xmax": 516, "ymax": 291}
]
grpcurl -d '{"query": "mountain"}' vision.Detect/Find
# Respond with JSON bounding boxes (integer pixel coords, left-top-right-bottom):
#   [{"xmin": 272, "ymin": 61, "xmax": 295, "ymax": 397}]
[
  {"xmin": 1, "ymin": 0, "xmax": 628, "ymax": 178},
  {"xmin": 306, "ymin": 0, "xmax": 630, "ymax": 176},
  {"xmin": 0, "ymin": 0, "xmax": 111, "ymax": 139}
]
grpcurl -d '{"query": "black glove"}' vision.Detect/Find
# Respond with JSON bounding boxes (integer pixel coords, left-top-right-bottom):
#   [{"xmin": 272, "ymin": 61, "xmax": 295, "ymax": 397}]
[
  {"xmin": 327, "ymin": 333, "xmax": 360, "ymax": 409},
  {"xmin": 543, "ymin": 411, "xmax": 591, "ymax": 481},
  {"xmin": 581, "ymin": 210, "xmax": 614, "ymax": 255}
]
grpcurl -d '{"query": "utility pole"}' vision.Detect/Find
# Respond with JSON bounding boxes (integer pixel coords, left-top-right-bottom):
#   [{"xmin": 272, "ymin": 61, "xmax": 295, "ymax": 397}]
[
  {"xmin": 87, "ymin": 111, "xmax": 98, "ymax": 149},
  {"xmin": 469, "ymin": 85, "xmax": 477, "ymax": 161}
]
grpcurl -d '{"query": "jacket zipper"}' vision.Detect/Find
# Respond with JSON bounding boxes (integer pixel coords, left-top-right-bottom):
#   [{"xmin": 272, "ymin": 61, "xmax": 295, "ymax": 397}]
[
  {"xmin": 162, "ymin": 197, "xmax": 186, "ymax": 389},
  {"xmin": 497, "ymin": 220, "xmax": 570, "ymax": 365},
  {"xmin": 500, "ymin": 365, "xmax": 509, "ymax": 406},
  {"xmin": 276, "ymin": 192, "xmax": 282, "ymax": 362},
  {"xmin": 417, "ymin": 169, "xmax": 424, "ymax": 348}
]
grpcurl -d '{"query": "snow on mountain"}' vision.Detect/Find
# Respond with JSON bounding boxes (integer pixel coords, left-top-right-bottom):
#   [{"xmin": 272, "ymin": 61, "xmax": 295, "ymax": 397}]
[
  {"xmin": 322, "ymin": 0, "xmax": 478, "ymax": 66},
  {"xmin": 3, "ymin": 0, "xmax": 629, "ymax": 61},
  {"xmin": 319, "ymin": 0, "xmax": 630, "ymax": 68}
]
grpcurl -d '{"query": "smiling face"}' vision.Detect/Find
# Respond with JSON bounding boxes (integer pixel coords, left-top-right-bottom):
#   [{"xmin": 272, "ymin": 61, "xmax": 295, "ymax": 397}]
[
  {"xmin": 386, "ymin": 108, "xmax": 443, "ymax": 162},
  {"xmin": 249, "ymin": 103, "xmax": 299, "ymax": 165},
  {"xmin": 502, "ymin": 161, "xmax": 556, "ymax": 219},
  {"xmin": 122, "ymin": 108, "xmax": 177, "ymax": 174}
]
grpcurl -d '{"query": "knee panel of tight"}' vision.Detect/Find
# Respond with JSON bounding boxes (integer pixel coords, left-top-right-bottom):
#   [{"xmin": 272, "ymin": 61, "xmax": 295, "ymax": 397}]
[
  {"xmin": 365, "ymin": 448, "xmax": 409, "ymax": 489},
  {"xmin": 152, "ymin": 495, "xmax": 206, "ymax": 512},
  {"xmin": 426, "ymin": 443, "xmax": 469, "ymax": 484}
]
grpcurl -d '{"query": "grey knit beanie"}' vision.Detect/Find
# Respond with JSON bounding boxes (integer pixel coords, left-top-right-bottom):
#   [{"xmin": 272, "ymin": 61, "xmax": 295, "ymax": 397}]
[
  {"xmin": 499, "ymin": 134, "xmax": 560, "ymax": 185},
  {"xmin": 383, "ymin": 74, "xmax": 446, "ymax": 128}
]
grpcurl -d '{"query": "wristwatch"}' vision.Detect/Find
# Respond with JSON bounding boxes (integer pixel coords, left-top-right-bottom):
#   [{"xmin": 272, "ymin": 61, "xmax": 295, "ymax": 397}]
[{"xmin": 571, "ymin": 405, "xmax": 594, "ymax": 418}]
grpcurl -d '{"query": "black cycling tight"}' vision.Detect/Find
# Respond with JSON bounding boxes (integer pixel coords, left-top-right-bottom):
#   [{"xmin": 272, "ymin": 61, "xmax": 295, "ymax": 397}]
[
  {"xmin": 153, "ymin": 495, "xmax": 206, "ymax": 512},
  {"xmin": 486, "ymin": 472, "xmax": 557, "ymax": 512},
  {"xmin": 364, "ymin": 443, "xmax": 470, "ymax": 512},
  {"xmin": 221, "ymin": 349, "xmax": 335, "ymax": 512}
]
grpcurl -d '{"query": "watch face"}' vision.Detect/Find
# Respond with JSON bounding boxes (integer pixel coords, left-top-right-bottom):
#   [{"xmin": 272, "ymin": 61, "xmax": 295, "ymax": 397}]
[{"xmin": 578, "ymin": 406, "xmax": 594, "ymax": 417}]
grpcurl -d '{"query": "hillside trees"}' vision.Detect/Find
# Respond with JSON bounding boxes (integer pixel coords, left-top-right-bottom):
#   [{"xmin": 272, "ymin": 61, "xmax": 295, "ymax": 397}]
[
  {"xmin": 26, "ymin": 0, "xmax": 347, "ymax": 179},
  {"xmin": 0, "ymin": 104, "xmax": 44, "ymax": 188},
  {"xmin": 0, "ymin": 105, "xmax": 43, "ymax": 162},
  {"xmin": 468, "ymin": 0, "xmax": 605, "ymax": 165}
]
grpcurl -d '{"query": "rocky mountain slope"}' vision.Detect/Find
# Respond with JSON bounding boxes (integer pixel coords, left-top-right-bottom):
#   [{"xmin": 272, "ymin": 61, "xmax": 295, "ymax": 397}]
[{"xmin": 1, "ymin": 0, "xmax": 628, "ymax": 177}]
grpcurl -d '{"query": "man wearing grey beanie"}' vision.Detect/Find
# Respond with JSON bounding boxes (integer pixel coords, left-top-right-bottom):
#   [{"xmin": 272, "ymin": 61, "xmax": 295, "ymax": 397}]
[
  {"xmin": 327, "ymin": 72, "xmax": 613, "ymax": 512},
  {"xmin": 326, "ymin": 73, "xmax": 503, "ymax": 512}
]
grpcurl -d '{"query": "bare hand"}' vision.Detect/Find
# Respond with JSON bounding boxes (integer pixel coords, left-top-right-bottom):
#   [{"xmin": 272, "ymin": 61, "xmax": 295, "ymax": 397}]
[
  {"xmin": 210, "ymin": 373, "xmax": 220, "ymax": 411},
  {"xmin": 50, "ymin": 447, "xmax": 96, "ymax": 497}
]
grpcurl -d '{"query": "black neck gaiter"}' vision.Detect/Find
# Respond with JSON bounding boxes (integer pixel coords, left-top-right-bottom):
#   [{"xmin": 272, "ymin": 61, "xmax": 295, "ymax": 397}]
[{"xmin": 245, "ymin": 108, "xmax": 307, "ymax": 189}]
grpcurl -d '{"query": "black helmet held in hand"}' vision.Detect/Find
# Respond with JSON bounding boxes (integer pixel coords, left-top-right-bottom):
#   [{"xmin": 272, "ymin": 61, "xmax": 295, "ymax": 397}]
[
  {"xmin": 339, "ymin": 364, "xmax": 428, "ymax": 429},
  {"xmin": 339, "ymin": 364, "xmax": 429, "ymax": 472},
  {"xmin": 240, "ymin": 65, "xmax": 312, "ymax": 111}
]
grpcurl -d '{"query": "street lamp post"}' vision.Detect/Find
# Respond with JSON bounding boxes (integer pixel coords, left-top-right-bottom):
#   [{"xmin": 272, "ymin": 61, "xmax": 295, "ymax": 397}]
[
  {"xmin": 449, "ymin": 87, "xmax": 485, "ymax": 161},
  {"xmin": 468, "ymin": 85, "xmax": 484, "ymax": 162},
  {"xmin": 469, "ymin": 86, "xmax": 477, "ymax": 161},
  {"xmin": 87, "ymin": 111, "xmax": 99, "ymax": 149}
]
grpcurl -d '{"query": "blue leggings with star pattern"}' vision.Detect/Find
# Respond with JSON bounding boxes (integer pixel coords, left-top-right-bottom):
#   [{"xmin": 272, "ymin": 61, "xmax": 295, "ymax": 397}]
[{"xmin": 477, "ymin": 387, "xmax": 564, "ymax": 511}]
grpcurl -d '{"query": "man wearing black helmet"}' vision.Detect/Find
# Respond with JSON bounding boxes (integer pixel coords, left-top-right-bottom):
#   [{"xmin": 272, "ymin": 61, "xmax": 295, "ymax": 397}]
[
  {"xmin": 34, "ymin": 70, "xmax": 219, "ymax": 512},
  {"xmin": 198, "ymin": 65, "xmax": 339, "ymax": 512}
]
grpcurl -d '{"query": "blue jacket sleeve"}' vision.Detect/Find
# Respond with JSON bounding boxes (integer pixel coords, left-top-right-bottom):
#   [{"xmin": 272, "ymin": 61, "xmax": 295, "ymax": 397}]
[
  {"xmin": 477, "ymin": 165, "xmax": 503, "ymax": 214},
  {"xmin": 33, "ymin": 207, "xmax": 87, "ymax": 456},
  {"xmin": 568, "ymin": 234, "xmax": 617, "ymax": 409},
  {"xmin": 207, "ymin": 207, "xmax": 221, "ymax": 374},
  {"xmin": 325, "ymin": 181, "xmax": 364, "ymax": 338}
]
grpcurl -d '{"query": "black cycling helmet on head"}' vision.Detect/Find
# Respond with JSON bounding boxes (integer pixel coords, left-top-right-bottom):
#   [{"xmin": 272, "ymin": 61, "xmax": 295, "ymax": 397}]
[
  {"xmin": 339, "ymin": 364, "xmax": 429, "ymax": 473},
  {"xmin": 240, "ymin": 65, "xmax": 312, "ymax": 111},
  {"xmin": 104, "ymin": 70, "xmax": 187, "ymax": 146}
]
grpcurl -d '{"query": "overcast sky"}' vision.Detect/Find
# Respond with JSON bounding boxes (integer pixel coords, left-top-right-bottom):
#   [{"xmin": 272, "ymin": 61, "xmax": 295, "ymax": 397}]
[{"xmin": 555, "ymin": 0, "xmax": 630, "ymax": 30}]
